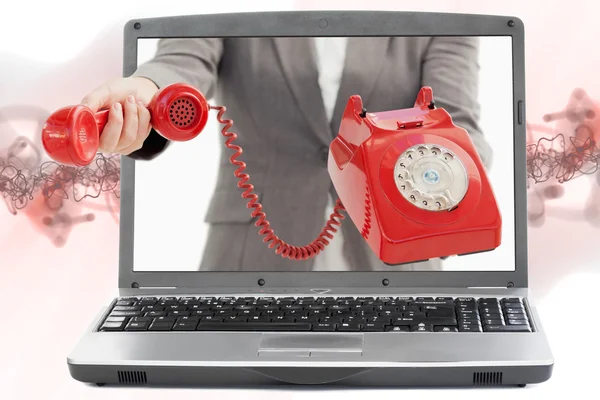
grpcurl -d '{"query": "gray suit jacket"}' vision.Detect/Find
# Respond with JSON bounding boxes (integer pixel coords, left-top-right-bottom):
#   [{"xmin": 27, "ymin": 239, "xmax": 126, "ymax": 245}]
[{"xmin": 130, "ymin": 37, "xmax": 492, "ymax": 272}]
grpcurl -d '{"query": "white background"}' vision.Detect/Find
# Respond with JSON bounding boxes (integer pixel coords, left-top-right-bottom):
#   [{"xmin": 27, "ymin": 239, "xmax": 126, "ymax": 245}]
[{"xmin": 133, "ymin": 37, "xmax": 515, "ymax": 272}]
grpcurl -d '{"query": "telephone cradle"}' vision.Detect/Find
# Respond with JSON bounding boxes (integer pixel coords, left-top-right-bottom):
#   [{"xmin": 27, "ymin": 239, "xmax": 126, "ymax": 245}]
[{"xmin": 42, "ymin": 84, "xmax": 501, "ymax": 266}]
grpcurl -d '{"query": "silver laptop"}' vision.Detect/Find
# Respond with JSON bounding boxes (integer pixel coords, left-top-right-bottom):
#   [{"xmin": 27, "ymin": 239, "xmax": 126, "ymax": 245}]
[{"xmin": 67, "ymin": 10, "xmax": 554, "ymax": 387}]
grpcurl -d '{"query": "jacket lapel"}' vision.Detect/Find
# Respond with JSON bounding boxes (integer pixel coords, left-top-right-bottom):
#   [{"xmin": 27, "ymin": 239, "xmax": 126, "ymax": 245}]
[
  {"xmin": 329, "ymin": 37, "xmax": 391, "ymax": 133},
  {"xmin": 272, "ymin": 38, "xmax": 332, "ymax": 146}
]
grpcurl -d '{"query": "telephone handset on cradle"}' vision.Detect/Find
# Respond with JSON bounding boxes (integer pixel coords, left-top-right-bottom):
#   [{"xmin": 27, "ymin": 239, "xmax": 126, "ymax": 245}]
[
  {"xmin": 328, "ymin": 87, "xmax": 501, "ymax": 265},
  {"xmin": 42, "ymin": 83, "xmax": 501, "ymax": 265}
]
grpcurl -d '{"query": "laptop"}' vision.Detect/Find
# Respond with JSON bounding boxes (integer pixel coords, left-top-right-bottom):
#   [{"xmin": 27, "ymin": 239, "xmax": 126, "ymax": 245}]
[{"xmin": 66, "ymin": 10, "xmax": 554, "ymax": 387}]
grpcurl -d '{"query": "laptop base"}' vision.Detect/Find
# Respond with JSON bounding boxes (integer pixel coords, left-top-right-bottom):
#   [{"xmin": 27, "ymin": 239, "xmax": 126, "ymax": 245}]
[{"xmin": 70, "ymin": 363, "xmax": 552, "ymax": 387}]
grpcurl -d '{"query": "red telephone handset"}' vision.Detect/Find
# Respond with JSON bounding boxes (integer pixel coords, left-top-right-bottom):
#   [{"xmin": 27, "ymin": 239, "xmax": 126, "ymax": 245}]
[
  {"xmin": 328, "ymin": 87, "xmax": 502, "ymax": 265},
  {"xmin": 42, "ymin": 83, "xmax": 501, "ymax": 265},
  {"xmin": 42, "ymin": 83, "xmax": 210, "ymax": 166}
]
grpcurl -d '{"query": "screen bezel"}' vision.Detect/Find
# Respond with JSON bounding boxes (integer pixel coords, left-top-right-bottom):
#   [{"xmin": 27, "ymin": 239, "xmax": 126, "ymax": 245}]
[{"xmin": 118, "ymin": 10, "xmax": 528, "ymax": 290}]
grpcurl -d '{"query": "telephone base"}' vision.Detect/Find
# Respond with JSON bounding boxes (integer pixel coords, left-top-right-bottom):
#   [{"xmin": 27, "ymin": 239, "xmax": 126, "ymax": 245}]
[
  {"xmin": 383, "ymin": 248, "xmax": 496, "ymax": 267},
  {"xmin": 383, "ymin": 258, "xmax": 429, "ymax": 267}
]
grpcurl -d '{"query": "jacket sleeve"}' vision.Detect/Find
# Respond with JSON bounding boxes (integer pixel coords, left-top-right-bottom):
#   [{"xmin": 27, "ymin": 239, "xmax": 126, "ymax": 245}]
[
  {"xmin": 127, "ymin": 38, "xmax": 224, "ymax": 161},
  {"xmin": 420, "ymin": 36, "xmax": 493, "ymax": 170}
]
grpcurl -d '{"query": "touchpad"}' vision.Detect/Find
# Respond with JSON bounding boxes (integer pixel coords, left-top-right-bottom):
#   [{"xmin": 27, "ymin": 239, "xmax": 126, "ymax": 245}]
[{"xmin": 258, "ymin": 333, "xmax": 363, "ymax": 356}]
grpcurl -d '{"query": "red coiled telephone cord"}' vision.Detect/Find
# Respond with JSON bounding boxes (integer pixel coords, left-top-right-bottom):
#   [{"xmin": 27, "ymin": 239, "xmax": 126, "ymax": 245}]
[{"xmin": 210, "ymin": 105, "xmax": 346, "ymax": 261}]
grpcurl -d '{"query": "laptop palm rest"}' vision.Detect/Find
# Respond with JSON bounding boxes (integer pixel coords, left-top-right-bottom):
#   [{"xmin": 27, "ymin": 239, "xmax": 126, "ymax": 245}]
[{"xmin": 258, "ymin": 333, "xmax": 363, "ymax": 357}]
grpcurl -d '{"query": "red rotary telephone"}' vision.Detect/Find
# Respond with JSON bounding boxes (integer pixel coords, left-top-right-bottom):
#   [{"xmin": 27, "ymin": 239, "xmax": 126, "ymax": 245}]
[
  {"xmin": 42, "ymin": 83, "xmax": 501, "ymax": 265},
  {"xmin": 328, "ymin": 87, "xmax": 501, "ymax": 265}
]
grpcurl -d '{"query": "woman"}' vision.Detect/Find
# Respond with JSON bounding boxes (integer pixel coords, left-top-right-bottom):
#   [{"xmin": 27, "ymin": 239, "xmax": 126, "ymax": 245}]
[{"xmin": 81, "ymin": 36, "xmax": 491, "ymax": 272}]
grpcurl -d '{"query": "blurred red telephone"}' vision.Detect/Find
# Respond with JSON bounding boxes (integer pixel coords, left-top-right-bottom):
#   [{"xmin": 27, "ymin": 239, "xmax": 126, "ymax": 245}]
[{"xmin": 42, "ymin": 83, "xmax": 501, "ymax": 265}]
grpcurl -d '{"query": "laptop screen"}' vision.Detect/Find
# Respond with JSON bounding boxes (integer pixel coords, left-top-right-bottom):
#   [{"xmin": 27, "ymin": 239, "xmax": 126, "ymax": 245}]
[{"xmin": 131, "ymin": 35, "xmax": 515, "ymax": 273}]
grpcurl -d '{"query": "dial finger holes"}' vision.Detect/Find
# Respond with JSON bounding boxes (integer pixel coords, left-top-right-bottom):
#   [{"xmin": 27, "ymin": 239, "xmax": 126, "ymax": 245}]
[
  {"xmin": 434, "ymin": 195, "xmax": 448, "ymax": 210},
  {"xmin": 398, "ymin": 180, "xmax": 413, "ymax": 192},
  {"xmin": 396, "ymin": 168, "xmax": 410, "ymax": 181},
  {"xmin": 393, "ymin": 143, "xmax": 468, "ymax": 212},
  {"xmin": 442, "ymin": 152, "xmax": 454, "ymax": 162},
  {"xmin": 421, "ymin": 195, "xmax": 433, "ymax": 208},
  {"xmin": 409, "ymin": 190, "xmax": 421, "ymax": 203},
  {"xmin": 404, "ymin": 150, "xmax": 417, "ymax": 161}
]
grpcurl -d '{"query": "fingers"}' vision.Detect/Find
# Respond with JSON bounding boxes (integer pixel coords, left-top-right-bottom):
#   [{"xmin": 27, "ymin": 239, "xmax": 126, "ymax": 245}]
[
  {"xmin": 81, "ymin": 79, "xmax": 136, "ymax": 113},
  {"xmin": 119, "ymin": 100, "xmax": 152, "ymax": 155},
  {"xmin": 114, "ymin": 96, "xmax": 139, "ymax": 152},
  {"xmin": 98, "ymin": 102, "xmax": 124, "ymax": 153}
]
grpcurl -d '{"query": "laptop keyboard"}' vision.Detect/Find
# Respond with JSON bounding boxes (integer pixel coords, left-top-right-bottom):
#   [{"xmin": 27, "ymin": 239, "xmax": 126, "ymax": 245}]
[{"xmin": 98, "ymin": 296, "xmax": 533, "ymax": 333}]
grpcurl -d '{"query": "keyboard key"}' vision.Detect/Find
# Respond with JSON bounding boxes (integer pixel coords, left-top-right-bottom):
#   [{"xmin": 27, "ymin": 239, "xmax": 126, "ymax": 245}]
[
  {"xmin": 105, "ymin": 316, "xmax": 127, "ymax": 323},
  {"xmin": 403, "ymin": 311, "xmax": 426, "ymax": 318},
  {"xmin": 362, "ymin": 322, "xmax": 386, "ymax": 331},
  {"xmin": 168, "ymin": 311, "xmax": 191, "ymax": 317},
  {"xmin": 313, "ymin": 323, "xmax": 337, "ymax": 331},
  {"xmin": 482, "ymin": 313, "xmax": 501, "ymax": 319},
  {"xmin": 480, "ymin": 308, "xmax": 501, "ymax": 315},
  {"xmin": 113, "ymin": 306, "xmax": 141, "ymax": 312},
  {"xmin": 202, "ymin": 315, "xmax": 224, "ymax": 322},
  {"xmin": 456, "ymin": 297, "xmax": 475, "ymax": 302},
  {"xmin": 166, "ymin": 305, "xmax": 188, "ymax": 311},
  {"xmin": 483, "ymin": 319, "xmax": 504, "ymax": 325},
  {"xmin": 435, "ymin": 326, "xmax": 458, "ymax": 332},
  {"xmin": 356, "ymin": 297, "xmax": 375, "ymax": 302},
  {"xmin": 459, "ymin": 318, "xmax": 480, "ymax": 326},
  {"xmin": 502, "ymin": 302, "xmax": 523, "ymax": 309},
  {"xmin": 415, "ymin": 297, "xmax": 434, "ymax": 301},
  {"xmin": 459, "ymin": 324, "xmax": 482, "ymax": 332},
  {"xmin": 115, "ymin": 300, "xmax": 135, "ymax": 306},
  {"xmin": 415, "ymin": 300, "xmax": 454, "ymax": 306},
  {"xmin": 110, "ymin": 310, "xmax": 142, "ymax": 317},
  {"xmin": 337, "ymin": 322, "xmax": 361, "ymax": 332},
  {"xmin": 502, "ymin": 298, "xmax": 521, "ymax": 303},
  {"xmin": 173, "ymin": 317, "xmax": 200, "ymax": 331},
  {"xmin": 197, "ymin": 322, "xmax": 311, "ymax": 331},
  {"xmin": 484, "ymin": 325, "xmax": 532, "ymax": 332},
  {"xmin": 507, "ymin": 319, "xmax": 530, "ymax": 325},
  {"xmin": 384, "ymin": 326, "xmax": 409, "ymax": 332},
  {"xmin": 393, "ymin": 317, "xmax": 457, "ymax": 326},
  {"xmin": 248, "ymin": 315, "xmax": 271, "ymax": 323},
  {"xmin": 142, "ymin": 305, "xmax": 164, "ymax": 312},
  {"xmin": 411, "ymin": 324, "xmax": 433, "ymax": 332},
  {"xmin": 425, "ymin": 306, "xmax": 455, "ymax": 317},
  {"xmin": 145, "ymin": 311, "xmax": 165, "ymax": 317},
  {"xmin": 138, "ymin": 297, "xmax": 158, "ymax": 306},
  {"xmin": 100, "ymin": 320, "xmax": 128, "ymax": 331},
  {"xmin": 159, "ymin": 297, "xmax": 179, "ymax": 305},
  {"xmin": 125, "ymin": 319, "xmax": 150, "ymax": 331},
  {"xmin": 505, "ymin": 308, "xmax": 525, "ymax": 314},
  {"xmin": 149, "ymin": 318, "xmax": 175, "ymax": 331}
]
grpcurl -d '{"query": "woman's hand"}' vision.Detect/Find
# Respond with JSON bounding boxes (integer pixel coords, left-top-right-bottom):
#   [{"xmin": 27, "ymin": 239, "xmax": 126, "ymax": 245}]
[{"xmin": 81, "ymin": 76, "xmax": 159, "ymax": 155}]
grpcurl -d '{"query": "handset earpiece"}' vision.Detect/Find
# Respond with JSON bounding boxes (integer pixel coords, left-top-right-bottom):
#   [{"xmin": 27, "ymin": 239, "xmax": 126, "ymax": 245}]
[{"xmin": 41, "ymin": 83, "xmax": 210, "ymax": 166}]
